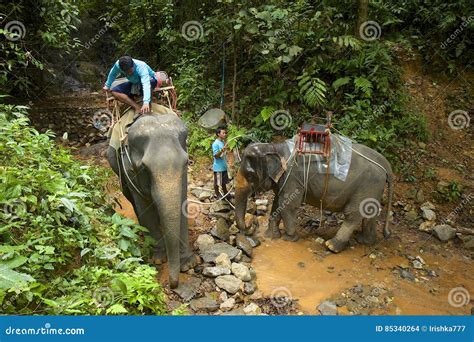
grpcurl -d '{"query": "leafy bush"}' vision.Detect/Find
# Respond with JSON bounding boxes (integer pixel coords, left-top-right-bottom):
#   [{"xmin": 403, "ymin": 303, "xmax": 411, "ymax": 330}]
[{"xmin": 0, "ymin": 102, "xmax": 170, "ymax": 315}]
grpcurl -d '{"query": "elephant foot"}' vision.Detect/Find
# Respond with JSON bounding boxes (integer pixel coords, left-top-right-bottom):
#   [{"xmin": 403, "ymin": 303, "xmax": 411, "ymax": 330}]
[
  {"xmin": 282, "ymin": 233, "xmax": 299, "ymax": 242},
  {"xmin": 356, "ymin": 232, "xmax": 376, "ymax": 246},
  {"xmin": 264, "ymin": 227, "xmax": 281, "ymax": 240},
  {"xmin": 180, "ymin": 254, "xmax": 199, "ymax": 272},
  {"xmin": 325, "ymin": 238, "xmax": 348, "ymax": 253},
  {"xmin": 151, "ymin": 250, "xmax": 168, "ymax": 265}
]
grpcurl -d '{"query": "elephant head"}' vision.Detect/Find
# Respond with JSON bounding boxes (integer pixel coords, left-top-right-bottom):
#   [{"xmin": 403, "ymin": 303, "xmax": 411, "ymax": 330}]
[{"xmin": 234, "ymin": 143, "xmax": 287, "ymax": 232}]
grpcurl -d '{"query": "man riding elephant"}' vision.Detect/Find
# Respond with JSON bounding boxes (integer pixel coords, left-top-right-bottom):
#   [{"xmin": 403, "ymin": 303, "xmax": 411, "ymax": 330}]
[{"xmin": 103, "ymin": 56, "xmax": 157, "ymax": 114}]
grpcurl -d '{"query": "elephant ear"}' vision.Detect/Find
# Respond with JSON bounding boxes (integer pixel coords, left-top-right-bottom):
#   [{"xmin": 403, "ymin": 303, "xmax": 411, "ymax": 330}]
[{"xmin": 266, "ymin": 153, "xmax": 287, "ymax": 183}]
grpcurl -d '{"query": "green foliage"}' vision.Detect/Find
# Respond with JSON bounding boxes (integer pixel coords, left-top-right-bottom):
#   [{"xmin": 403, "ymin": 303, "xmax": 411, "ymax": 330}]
[
  {"xmin": 0, "ymin": 103, "xmax": 169, "ymax": 315},
  {"xmin": 297, "ymin": 72, "xmax": 327, "ymax": 108},
  {"xmin": 0, "ymin": 0, "xmax": 81, "ymax": 94},
  {"xmin": 440, "ymin": 181, "xmax": 462, "ymax": 202}
]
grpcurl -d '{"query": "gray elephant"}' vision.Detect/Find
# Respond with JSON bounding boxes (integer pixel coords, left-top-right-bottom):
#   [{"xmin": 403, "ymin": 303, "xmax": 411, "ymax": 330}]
[
  {"xmin": 235, "ymin": 139, "xmax": 393, "ymax": 253},
  {"xmin": 107, "ymin": 111, "xmax": 196, "ymax": 288}
]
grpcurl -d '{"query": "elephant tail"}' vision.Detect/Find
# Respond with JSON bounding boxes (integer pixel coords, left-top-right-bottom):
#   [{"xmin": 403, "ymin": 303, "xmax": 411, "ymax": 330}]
[{"xmin": 383, "ymin": 172, "xmax": 393, "ymax": 239}]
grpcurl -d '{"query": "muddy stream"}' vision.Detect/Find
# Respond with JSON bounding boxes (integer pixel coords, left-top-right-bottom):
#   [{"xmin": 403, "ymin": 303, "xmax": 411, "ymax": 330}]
[{"xmin": 113, "ymin": 190, "xmax": 472, "ymax": 315}]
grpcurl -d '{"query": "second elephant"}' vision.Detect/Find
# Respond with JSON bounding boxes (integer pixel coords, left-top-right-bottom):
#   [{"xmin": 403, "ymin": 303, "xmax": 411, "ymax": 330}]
[{"xmin": 235, "ymin": 140, "xmax": 393, "ymax": 253}]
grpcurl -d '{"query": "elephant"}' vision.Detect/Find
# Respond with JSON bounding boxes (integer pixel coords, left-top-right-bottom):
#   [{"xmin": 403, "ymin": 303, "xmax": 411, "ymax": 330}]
[
  {"xmin": 234, "ymin": 139, "xmax": 393, "ymax": 253},
  {"xmin": 107, "ymin": 111, "xmax": 197, "ymax": 288}
]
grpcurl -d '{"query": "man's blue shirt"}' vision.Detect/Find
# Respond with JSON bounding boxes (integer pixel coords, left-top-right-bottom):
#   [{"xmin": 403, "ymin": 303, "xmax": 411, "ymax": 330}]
[
  {"xmin": 105, "ymin": 59, "xmax": 156, "ymax": 104},
  {"xmin": 212, "ymin": 139, "xmax": 227, "ymax": 172}
]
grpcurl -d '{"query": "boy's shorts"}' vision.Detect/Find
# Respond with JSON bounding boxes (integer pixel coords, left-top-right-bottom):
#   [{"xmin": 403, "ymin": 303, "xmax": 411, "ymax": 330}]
[
  {"xmin": 214, "ymin": 171, "xmax": 229, "ymax": 187},
  {"xmin": 111, "ymin": 78, "xmax": 158, "ymax": 98}
]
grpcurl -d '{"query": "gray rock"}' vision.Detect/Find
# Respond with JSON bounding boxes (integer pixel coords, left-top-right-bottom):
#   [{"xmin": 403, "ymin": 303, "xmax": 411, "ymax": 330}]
[
  {"xmin": 458, "ymin": 235, "xmax": 474, "ymax": 251},
  {"xmin": 249, "ymin": 267, "xmax": 257, "ymax": 280},
  {"xmin": 229, "ymin": 224, "xmax": 239, "ymax": 234},
  {"xmin": 200, "ymin": 242, "xmax": 240, "ymax": 263},
  {"xmin": 243, "ymin": 302, "xmax": 262, "ymax": 315},
  {"xmin": 433, "ymin": 224, "xmax": 456, "ymax": 242},
  {"xmin": 215, "ymin": 253, "xmax": 231, "ymax": 269},
  {"xmin": 210, "ymin": 211, "xmax": 232, "ymax": 221},
  {"xmin": 405, "ymin": 210, "xmax": 419, "ymax": 221},
  {"xmin": 317, "ymin": 301, "xmax": 338, "ymax": 315},
  {"xmin": 190, "ymin": 188, "xmax": 202, "ymax": 198},
  {"xmin": 233, "ymin": 249, "xmax": 243, "ymax": 262},
  {"xmin": 220, "ymin": 298, "xmax": 236, "ymax": 311},
  {"xmin": 190, "ymin": 295, "xmax": 219, "ymax": 312},
  {"xmin": 172, "ymin": 277, "xmax": 202, "ymax": 301},
  {"xmin": 400, "ymin": 269, "xmax": 415, "ymax": 281},
  {"xmin": 255, "ymin": 199, "xmax": 268, "ymax": 206},
  {"xmin": 421, "ymin": 208, "xmax": 436, "ymax": 221},
  {"xmin": 243, "ymin": 281, "xmax": 257, "ymax": 295},
  {"xmin": 420, "ymin": 201, "xmax": 436, "ymax": 211},
  {"xmin": 412, "ymin": 260, "xmax": 424, "ymax": 269},
  {"xmin": 419, "ymin": 221, "xmax": 434, "ymax": 233},
  {"xmin": 415, "ymin": 189, "xmax": 425, "ymax": 203},
  {"xmin": 246, "ymin": 236, "xmax": 261, "ymax": 248},
  {"xmin": 437, "ymin": 181, "xmax": 450, "ymax": 193},
  {"xmin": 203, "ymin": 266, "xmax": 231, "ymax": 277},
  {"xmin": 211, "ymin": 201, "xmax": 231, "ymax": 213},
  {"xmin": 195, "ymin": 234, "xmax": 215, "ymax": 251},
  {"xmin": 215, "ymin": 275, "xmax": 242, "ymax": 294},
  {"xmin": 231, "ymin": 262, "xmax": 251, "ymax": 281},
  {"xmin": 198, "ymin": 191, "xmax": 213, "ymax": 200},
  {"xmin": 211, "ymin": 218, "xmax": 230, "ymax": 241},
  {"xmin": 236, "ymin": 234, "xmax": 253, "ymax": 257}
]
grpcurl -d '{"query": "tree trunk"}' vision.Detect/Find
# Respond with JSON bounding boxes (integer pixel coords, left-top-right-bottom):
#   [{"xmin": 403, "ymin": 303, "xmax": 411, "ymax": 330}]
[{"xmin": 356, "ymin": 0, "xmax": 369, "ymax": 38}]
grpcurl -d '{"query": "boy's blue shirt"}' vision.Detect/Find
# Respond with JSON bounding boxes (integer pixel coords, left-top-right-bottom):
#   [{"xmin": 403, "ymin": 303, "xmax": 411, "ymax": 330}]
[
  {"xmin": 105, "ymin": 59, "xmax": 156, "ymax": 104},
  {"xmin": 212, "ymin": 139, "xmax": 227, "ymax": 172}
]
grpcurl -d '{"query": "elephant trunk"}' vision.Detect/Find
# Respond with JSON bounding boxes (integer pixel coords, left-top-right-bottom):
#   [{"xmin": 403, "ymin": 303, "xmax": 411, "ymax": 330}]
[
  {"xmin": 234, "ymin": 170, "xmax": 252, "ymax": 232},
  {"xmin": 151, "ymin": 171, "xmax": 183, "ymax": 289}
]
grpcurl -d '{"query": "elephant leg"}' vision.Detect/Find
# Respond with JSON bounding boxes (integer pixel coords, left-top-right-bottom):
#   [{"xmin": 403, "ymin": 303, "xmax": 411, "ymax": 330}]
[
  {"xmin": 179, "ymin": 177, "xmax": 198, "ymax": 272},
  {"xmin": 131, "ymin": 195, "xmax": 167, "ymax": 264},
  {"xmin": 356, "ymin": 217, "xmax": 377, "ymax": 245},
  {"xmin": 280, "ymin": 190, "xmax": 303, "ymax": 242},
  {"xmin": 325, "ymin": 212, "xmax": 362, "ymax": 253},
  {"xmin": 265, "ymin": 194, "xmax": 282, "ymax": 239}
]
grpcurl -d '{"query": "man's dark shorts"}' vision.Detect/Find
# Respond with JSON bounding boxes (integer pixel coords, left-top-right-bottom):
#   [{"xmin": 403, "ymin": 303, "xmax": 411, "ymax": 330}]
[
  {"xmin": 214, "ymin": 171, "xmax": 229, "ymax": 187},
  {"xmin": 111, "ymin": 78, "xmax": 157, "ymax": 98}
]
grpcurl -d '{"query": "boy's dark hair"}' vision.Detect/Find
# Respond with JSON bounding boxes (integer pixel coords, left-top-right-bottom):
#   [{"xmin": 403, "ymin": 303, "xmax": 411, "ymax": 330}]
[
  {"xmin": 215, "ymin": 126, "xmax": 226, "ymax": 136},
  {"xmin": 119, "ymin": 56, "xmax": 134, "ymax": 71}
]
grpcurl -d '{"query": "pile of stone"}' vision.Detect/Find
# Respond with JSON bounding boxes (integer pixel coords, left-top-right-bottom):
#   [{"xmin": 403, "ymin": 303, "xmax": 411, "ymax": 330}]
[{"xmin": 173, "ymin": 197, "xmax": 266, "ymax": 315}]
